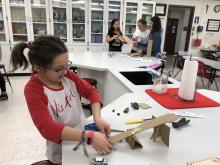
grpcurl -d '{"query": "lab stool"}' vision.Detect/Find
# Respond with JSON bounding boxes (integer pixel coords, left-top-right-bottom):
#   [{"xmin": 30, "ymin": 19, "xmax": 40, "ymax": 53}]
[
  {"xmin": 69, "ymin": 66, "xmax": 98, "ymax": 115},
  {"xmin": 81, "ymin": 78, "xmax": 98, "ymax": 115},
  {"xmin": 31, "ymin": 160, "xmax": 58, "ymax": 165}
]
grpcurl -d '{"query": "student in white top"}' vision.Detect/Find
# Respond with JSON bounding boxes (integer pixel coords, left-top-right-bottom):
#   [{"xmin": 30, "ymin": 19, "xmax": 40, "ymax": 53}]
[{"xmin": 131, "ymin": 18, "xmax": 150, "ymax": 54}]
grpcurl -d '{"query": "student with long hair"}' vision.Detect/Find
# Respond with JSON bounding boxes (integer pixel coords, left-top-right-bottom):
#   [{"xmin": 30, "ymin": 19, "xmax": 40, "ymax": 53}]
[
  {"xmin": 11, "ymin": 36, "xmax": 112, "ymax": 165},
  {"xmin": 105, "ymin": 19, "xmax": 127, "ymax": 52},
  {"xmin": 149, "ymin": 16, "xmax": 162, "ymax": 57}
]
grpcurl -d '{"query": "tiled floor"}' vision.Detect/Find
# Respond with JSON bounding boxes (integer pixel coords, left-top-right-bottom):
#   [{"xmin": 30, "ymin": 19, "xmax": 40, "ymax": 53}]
[
  {"xmin": 0, "ymin": 76, "xmax": 46, "ymax": 165},
  {"xmin": 0, "ymin": 76, "xmax": 92, "ymax": 165},
  {"xmin": 0, "ymin": 59, "xmax": 219, "ymax": 165}
]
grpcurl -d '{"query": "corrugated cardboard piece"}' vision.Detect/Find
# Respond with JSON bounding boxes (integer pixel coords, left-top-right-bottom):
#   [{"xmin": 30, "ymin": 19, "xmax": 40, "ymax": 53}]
[
  {"xmin": 138, "ymin": 103, "xmax": 151, "ymax": 109},
  {"xmin": 127, "ymin": 52, "xmax": 141, "ymax": 57},
  {"xmin": 187, "ymin": 157, "xmax": 220, "ymax": 165},
  {"xmin": 109, "ymin": 113, "xmax": 178, "ymax": 148},
  {"xmin": 126, "ymin": 134, "xmax": 143, "ymax": 149},
  {"xmin": 150, "ymin": 123, "xmax": 170, "ymax": 146},
  {"xmin": 122, "ymin": 36, "xmax": 133, "ymax": 45},
  {"xmin": 146, "ymin": 39, "xmax": 153, "ymax": 57}
]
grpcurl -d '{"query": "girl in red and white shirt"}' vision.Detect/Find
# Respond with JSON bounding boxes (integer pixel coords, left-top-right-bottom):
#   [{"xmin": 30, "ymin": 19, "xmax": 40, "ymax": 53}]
[{"xmin": 11, "ymin": 36, "xmax": 112, "ymax": 165}]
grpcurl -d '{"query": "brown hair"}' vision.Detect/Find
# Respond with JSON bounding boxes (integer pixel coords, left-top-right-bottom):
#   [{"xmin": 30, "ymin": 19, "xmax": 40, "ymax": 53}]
[
  {"xmin": 151, "ymin": 16, "xmax": 161, "ymax": 32},
  {"xmin": 137, "ymin": 18, "xmax": 147, "ymax": 26},
  {"xmin": 11, "ymin": 35, "xmax": 68, "ymax": 71}
]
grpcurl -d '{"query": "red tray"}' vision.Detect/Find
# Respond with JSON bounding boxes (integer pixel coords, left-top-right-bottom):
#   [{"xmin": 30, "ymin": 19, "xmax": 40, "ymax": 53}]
[{"xmin": 145, "ymin": 88, "xmax": 220, "ymax": 109}]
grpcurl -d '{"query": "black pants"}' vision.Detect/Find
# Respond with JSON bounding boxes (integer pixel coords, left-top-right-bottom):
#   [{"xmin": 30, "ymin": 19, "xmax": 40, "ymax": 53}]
[
  {"xmin": 0, "ymin": 74, "xmax": 6, "ymax": 92},
  {"xmin": 109, "ymin": 46, "xmax": 122, "ymax": 52}
]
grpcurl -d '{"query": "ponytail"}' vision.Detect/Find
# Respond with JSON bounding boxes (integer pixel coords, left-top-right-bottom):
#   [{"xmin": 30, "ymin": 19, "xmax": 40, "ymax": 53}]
[
  {"xmin": 11, "ymin": 42, "xmax": 29, "ymax": 71},
  {"xmin": 11, "ymin": 35, "xmax": 68, "ymax": 72}
]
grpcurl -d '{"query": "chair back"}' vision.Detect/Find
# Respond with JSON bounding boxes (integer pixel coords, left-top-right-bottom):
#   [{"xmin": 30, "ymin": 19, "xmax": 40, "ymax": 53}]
[
  {"xmin": 176, "ymin": 55, "xmax": 184, "ymax": 69},
  {"xmin": 204, "ymin": 53, "xmax": 217, "ymax": 61},
  {"xmin": 197, "ymin": 60, "xmax": 209, "ymax": 79}
]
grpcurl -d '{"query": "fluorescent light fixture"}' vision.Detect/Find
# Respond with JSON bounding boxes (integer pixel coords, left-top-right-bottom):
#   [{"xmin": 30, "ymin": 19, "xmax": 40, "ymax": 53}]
[
  {"xmin": 53, "ymin": 0, "xmax": 66, "ymax": 3},
  {"xmin": 72, "ymin": 0, "xmax": 85, "ymax": 4}
]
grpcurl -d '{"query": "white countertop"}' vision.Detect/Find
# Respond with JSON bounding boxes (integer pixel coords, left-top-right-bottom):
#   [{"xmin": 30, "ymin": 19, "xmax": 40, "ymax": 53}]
[
  {"xmin": 69, "ymin": 51, "xmax": 180, "ymax": 93},
  {"xmin": 62, "ymin": 89, "xmax": 220, "ymax": 165},
  {"xmin": 63, "ymin": 51, "xmax": 220, "ymax": 165}
]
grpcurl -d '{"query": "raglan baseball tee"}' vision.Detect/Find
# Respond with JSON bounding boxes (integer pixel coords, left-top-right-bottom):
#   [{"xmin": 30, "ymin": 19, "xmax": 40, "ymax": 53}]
[{"xmin": 24, "ymin": 71, "xmax": 101, "ymax": 164}]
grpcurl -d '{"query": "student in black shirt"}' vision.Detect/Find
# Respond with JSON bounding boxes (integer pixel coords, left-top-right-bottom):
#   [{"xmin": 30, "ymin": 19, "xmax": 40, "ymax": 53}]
[{"xmin": 105, "ymin": 19, "xmax": 127, "ymax": 52}]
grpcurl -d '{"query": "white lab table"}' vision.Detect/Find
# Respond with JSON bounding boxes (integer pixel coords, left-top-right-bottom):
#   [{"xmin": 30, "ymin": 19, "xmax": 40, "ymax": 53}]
[
  {"xmin": 69, "ymin": 51, "xmax": 179, "ymax": 105},
  {"xmin": 62, "ymin": 89, "xmax": 220, "ymax": 165}
]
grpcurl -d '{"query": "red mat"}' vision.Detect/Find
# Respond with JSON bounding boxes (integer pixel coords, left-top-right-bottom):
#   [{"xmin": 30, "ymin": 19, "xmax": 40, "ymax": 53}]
[{"xmin": 145, "ymin": 88, "xmax": 220, "ymax": 109}]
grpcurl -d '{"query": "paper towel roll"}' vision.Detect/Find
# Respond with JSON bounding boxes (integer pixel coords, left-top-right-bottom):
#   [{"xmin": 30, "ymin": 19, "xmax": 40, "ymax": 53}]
[{"xmin": 178, "ymin": 60, "xmax": 198, "ymax": 100}]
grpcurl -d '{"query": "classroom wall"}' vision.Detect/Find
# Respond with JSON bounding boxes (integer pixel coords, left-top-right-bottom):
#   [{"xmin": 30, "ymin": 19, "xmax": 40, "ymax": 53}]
[{"xmin": 152, "ymin": 0, "xmax": 220, "ymax": 56}]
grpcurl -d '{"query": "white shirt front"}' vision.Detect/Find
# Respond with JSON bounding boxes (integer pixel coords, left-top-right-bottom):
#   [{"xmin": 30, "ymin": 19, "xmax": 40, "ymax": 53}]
[
  {"xmin": 132, "ymin": 29, "xmax": 150, "ymax": 51},
  {"xmin": 44, "ymin": 77, "xmax": 86, "ymax": 164}
]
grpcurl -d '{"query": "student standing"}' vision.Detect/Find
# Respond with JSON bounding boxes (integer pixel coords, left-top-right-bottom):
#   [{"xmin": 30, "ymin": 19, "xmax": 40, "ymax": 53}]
[
  {"xmin": 105, "ymin": 19, "xmax": 127, "ymax": 52},
  {"xmin": 11, "ymin": 36, "xmax": 112, "ymax": 165},
  {"xmin": 131, "ymin": 18, "xmax": 150, "ymax": 54},
  {"xmin": 148, "ymin": 16, "xmax": 162, "ymax": 57}
]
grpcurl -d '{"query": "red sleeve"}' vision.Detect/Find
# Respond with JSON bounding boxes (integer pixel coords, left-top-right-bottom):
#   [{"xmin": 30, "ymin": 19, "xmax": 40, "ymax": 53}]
[
  {"xmin": 24, "ymin": 78, "xmax": 65, "ymax": 144},
  {"xmin": 66, "ymin": 71, "xmax": 102, "ymax": 104}
]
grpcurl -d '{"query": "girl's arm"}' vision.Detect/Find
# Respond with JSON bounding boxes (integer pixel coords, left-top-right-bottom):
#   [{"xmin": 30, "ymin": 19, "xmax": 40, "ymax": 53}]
[{"xmin": 105, "ymin": 35, "xmax": 118, "ymax": 43}]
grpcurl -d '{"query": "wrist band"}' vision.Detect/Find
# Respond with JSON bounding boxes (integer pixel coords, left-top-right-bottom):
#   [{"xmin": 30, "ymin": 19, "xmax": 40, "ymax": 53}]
[
  {"xmin": 81, "ymin": 128, "xmax": 86, "ymax": 143},
  {"xmin": 87, "ymin": 130, "xmax": 95, "ymax": 145}
]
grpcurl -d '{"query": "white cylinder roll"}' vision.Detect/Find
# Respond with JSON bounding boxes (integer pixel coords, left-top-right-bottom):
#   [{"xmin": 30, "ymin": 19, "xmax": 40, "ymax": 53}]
[{"xmin": 178, "ymin": 59, "xmax": 198, "ymax": 100}]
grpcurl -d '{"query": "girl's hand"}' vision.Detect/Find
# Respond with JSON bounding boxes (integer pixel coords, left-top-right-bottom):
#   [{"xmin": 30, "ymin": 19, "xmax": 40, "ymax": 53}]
[
  {"xmin": 133, "ymin": 41, "xmax": 138, "ymax": 47},
  {"xmin": 113, "ymin": 35, "xmax": 118, "ymax": 39},
  {"xmin": 132, "ymin": 37, "xmax": 138, "ymax": 41},
  {"xmin": 92, "ymin": 132, "xmax": 112, "ymax": 155},
  {"xmin": 95, "ymin": 118, "xmax": 111, "ymax": 137}
]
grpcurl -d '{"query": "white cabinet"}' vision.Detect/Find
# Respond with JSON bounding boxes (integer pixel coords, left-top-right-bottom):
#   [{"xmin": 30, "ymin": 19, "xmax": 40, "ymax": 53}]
[
  {"xmin": 30, "ymin": 0, "xmax": 50, "ymax": 40},
  {"xmin": 50, "ymin": 0, "xmax": 68, "ymax": 42},
  {"xmin": 3, "ymin": 0, "xmax": 155, "ymax": 45},
  {"xmin": 5, "ymin": 0, "xmax": 50, "ymax": 43},
  {"xmin": 123, "ymin": 0, "xmax": 155, "ymax": 39},
  {"xmin": 89, "ymin": 0, "xmax": 105, "ymax": 44},
  {"xmin": 141, "ymin": 1, "xmax": 155, "ymax": 22},
  {"xmin": 123, "ymin": 1, "xmax": 138, "ymax": 38},
  {"xmin": 0, "ymin": 0, "xmax": 156, "ymax": 72},
  {"xmin": 71, "ymin": 0, "xmax": 88, "ymax": 45},
  {"xmin": 6, "ymin": 0, "xmax": 30, "ymax": 42},
  {"xmin": 0, "ymin": 0, "xmax": 9, "ymax": 43},
  {"xmin": 107, "ymin": 0, "xmax": 123, "ymax": 30}
]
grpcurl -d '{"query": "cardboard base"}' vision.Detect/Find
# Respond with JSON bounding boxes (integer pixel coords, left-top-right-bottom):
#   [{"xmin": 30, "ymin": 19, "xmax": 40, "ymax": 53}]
[
  {"xmin": 150, "ymin": 116, "xmax": 170, "ymax": 146},
  {"xmin": 187, "ymin": 157, "xmax": 220, "ymax": 165},
  {"xmin": 150, "ymin": 123, "xmax": 170, "ymax": 146},
  {"xmin": 126, "ymin": 134, "xmax": 143, "ymax": 149}
]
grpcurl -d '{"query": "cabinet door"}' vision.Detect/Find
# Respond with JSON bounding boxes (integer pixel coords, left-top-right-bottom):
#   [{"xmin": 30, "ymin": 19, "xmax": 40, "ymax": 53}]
[
  {"xmin": 50, "ymin": 0, "xmax": 68, "ymax": 43},
  {"xmin": 29, "ymin": 0, "xmax": 50, "ymax": 40},
  {"xmin": 141, "ymin": 1, "xmax": 155, "ymax": 21},
  {"xmin": 71, "ymin": 0, "xmax": 87, "ymax": 44},
  {"xmin": 123, "ymin": 1, "xmax": 138, "ymax": 39},
  {"xmin": 6, "ymin": 0, "xmax": 30, "ymax": 42},
  {"xmin": 0, "ymin": 0, "xmax": 9, "ymax": 43},
  {"xmin": 107, "ymin": 0, "xmax": 123, "ymax": 30},
  {"xmin": 89, "ymin": 0, "xmax": 104, "ymax": 44}
]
